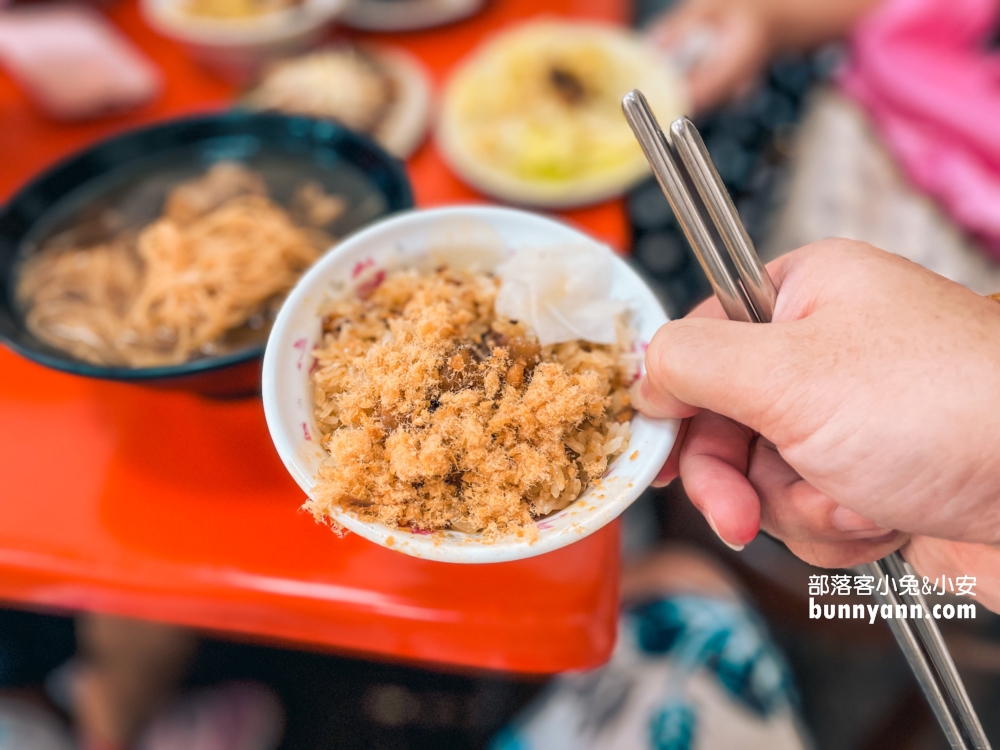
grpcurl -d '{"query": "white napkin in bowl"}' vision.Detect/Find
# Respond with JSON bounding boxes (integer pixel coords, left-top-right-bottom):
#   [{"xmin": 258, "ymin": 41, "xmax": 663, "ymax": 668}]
[{"xmin": 495, "ymin": 243, "xmax": 626, "ymax": 346}]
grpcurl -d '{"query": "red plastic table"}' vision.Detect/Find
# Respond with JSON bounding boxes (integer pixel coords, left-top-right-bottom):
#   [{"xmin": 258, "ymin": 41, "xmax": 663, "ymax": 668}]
[{"xmin": 0, "ymin": 0, "xmax": 632, "ymax": 673}]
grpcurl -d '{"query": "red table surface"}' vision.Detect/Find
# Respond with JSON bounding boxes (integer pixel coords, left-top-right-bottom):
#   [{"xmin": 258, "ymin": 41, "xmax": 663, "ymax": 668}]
[{"xmin": 0, "ymin": 0, "xmax": 633, "ymax": 673}]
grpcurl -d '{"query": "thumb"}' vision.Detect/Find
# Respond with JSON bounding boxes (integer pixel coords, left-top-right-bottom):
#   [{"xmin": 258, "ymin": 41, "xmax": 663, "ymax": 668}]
[
  {"xmin": 632, "ymin": 249, "xmax": 801, "ymax": 427},
  {"xmin": 633, "ymin": 316, "xmax": 800, "ymax": 435}
]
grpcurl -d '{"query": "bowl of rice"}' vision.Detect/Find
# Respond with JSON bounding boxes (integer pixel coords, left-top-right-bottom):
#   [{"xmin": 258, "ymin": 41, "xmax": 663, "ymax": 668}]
[{"xmin": 262, "ymin": 206, "xmax": 678, "ymax": 562}]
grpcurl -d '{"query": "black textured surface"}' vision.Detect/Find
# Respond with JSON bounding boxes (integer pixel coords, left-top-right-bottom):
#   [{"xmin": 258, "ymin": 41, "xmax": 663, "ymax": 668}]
[
  {"xmin": 0, "ymin": 609, "xmax": 74, "ymax": 689},
  {"xmin": 0, "ymin": 607, "xmax": 540, "ymax": 750},
  {"xmin": 624, "ymin": 54, "xmax": 827, "ymax": 318},
  {"xmin": 184, "ymin": 636, "xmax": 542, "ymax": 750},
  {"xmin": 627, "ymin": 0, "xmax": 828, "ymax": 318}
]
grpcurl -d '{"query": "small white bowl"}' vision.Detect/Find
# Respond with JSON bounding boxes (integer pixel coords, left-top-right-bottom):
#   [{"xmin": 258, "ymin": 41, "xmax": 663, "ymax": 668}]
[
  {"xmin": 262, "ymin": 206, "xmax": 679, "ymax": 563},
  {"xmin": 340, "ymin": 0, "xmax": 485, "ymax": 31},
  {"xmin": 141, "ymin": 0, "xmax": 347, "ymax": 82}
]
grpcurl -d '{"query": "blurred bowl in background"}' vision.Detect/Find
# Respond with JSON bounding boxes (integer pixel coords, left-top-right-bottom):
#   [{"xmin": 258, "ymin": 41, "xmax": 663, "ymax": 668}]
[
  {"xmin": 140, "ymin": 0, "xmax": 347, "ymax": 82},
  {"xmin": 0, "ymin": 112, "xmax": 413, "ymax": 397},
  {"xmin": 241, "ymin": 42, "xmax": 432, "ymax": 159},
  {"xmin": 339, "ymin": 0, "xmax": 485, "ymax": 32}
]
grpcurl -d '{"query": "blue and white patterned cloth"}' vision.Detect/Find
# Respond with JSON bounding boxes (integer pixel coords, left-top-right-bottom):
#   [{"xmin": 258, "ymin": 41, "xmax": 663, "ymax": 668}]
[{"xmin": 492, "ymin": 595, "xmax": 809, "ymax": 750}]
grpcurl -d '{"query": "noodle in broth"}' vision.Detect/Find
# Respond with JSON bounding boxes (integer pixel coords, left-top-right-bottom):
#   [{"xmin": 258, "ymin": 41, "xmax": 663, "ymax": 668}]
[{"xmin": 16, "ymin": 162, "xmax": 342, "ymax": 368}]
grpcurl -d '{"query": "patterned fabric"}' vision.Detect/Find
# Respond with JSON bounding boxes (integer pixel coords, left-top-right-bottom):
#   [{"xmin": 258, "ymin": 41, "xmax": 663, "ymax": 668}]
[{"xmin": 491, "ymin": 595, "xmax": 808, "ymax": 750}]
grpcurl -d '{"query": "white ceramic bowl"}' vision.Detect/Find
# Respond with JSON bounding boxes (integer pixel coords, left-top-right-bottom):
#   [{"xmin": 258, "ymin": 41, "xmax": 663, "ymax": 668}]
[
  {"xmin": 141, "ymin": 0, "xmax": 347, "ymax": 82},
  {"xmin": 340, "ymin": 0, "xmax": 485, "ymax": 31},
  {"xmin": 262, "ymin": 206, "xmax": 679, "ymax": 563}
]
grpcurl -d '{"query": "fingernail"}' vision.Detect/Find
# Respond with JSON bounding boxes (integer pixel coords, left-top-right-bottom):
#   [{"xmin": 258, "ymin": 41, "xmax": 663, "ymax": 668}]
[
  {"xmin": 629, "ymin": 376, "xmax": 649, "ymax": 404},
  {"xmin": 706, "ymin": 510, "xmax": 744, "ymax": 551},
  {"xmin": 628, "ymin": 378, "xmax": 646, "ymax": 412},
  {"xmin": 630, "ymin": 376, "xmax": 667, "ymax": 419},
  {"xmin": 831, "ymin": 506, "xmax": 888, "ymax": 535}
]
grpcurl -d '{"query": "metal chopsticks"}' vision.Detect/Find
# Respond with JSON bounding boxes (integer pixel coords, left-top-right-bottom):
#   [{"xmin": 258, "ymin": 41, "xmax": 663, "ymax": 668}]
[{"xmin": 622, "ymin": 89, "xmax": 991, "ymax": 750}]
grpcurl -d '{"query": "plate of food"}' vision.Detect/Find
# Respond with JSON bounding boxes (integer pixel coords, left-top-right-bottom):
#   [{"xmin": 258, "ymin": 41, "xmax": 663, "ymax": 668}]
[
  {"xmin": 242, "ymin": 43, "xmax": 432, "ymax": 159},
  {"xmin": 437, "ymin": 20, "xmax": 689, "ymax": 208},
  {"xmin": 0, "ymin": 112, "xmax": 413, "ymax": 396},
  {"xmin": 262, "ymin": 206, "xmax": 679, "ymax": 562}
]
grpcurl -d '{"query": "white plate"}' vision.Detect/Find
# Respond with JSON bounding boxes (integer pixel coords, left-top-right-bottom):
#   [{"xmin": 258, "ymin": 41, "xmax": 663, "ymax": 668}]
[
  {"xmin": 242, "ymin": 43, "xmax": 432, "ymax": 159},
  {"xmin": 436, "ymin": 22, "xmax": 689, "ymax": 209},
  {"xmin": 262, "ymin": 206, "xmax": 679, "ymax": 562}
]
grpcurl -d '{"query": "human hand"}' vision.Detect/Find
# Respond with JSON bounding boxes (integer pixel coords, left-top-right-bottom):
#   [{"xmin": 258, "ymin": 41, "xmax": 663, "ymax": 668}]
[
  {"xmin": 633, "ymin": 240, "xmax": 1000, "ymax": 604},
  {"xmin": 903, "ymin": 536, "xmax": 1000, "ymax": 615},
  {"xmin": 647, "ymin": 0, "xmax": 772, "ymax": 113},
  {"xmin": 647, "ymin": 0, "xmax": 879, "ymax": 112}
]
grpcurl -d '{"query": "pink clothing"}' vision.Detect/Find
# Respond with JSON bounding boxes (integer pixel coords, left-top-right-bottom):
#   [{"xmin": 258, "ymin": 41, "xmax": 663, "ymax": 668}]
[{"xmin": 839, "ymin": 0, "xmax": 1000, "ymax": 256}]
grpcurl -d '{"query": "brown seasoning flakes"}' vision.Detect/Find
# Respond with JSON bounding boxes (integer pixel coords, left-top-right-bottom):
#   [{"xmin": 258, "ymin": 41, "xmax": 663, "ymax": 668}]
[{"xmin": 308, "ymin": 266, "xmax": 633, "ymax": 539}]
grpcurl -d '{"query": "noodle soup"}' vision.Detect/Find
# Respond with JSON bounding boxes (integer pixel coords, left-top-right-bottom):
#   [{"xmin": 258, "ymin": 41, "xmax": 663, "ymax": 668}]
[{"xmin": 14, "ymin": 150, "xmax": 388, "ymax": 368}]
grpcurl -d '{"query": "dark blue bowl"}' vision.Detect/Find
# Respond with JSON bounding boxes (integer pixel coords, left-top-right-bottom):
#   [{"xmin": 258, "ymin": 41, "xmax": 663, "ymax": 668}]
[{"xmin": 0, "ymin": 112, "xmax": 414, "ymax": 397}]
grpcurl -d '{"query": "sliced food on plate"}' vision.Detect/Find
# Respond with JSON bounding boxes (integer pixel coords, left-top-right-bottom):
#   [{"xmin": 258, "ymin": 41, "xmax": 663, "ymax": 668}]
[{"xmin": 244, "ymin": 43, "xmax": 431, "ymax": 158}]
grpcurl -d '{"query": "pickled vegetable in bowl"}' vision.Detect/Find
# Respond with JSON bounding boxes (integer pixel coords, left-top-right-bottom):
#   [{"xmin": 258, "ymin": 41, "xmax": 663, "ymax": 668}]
[{"xmin": 437, "ymin": 21, "xmax": 688, "ymax": 207}]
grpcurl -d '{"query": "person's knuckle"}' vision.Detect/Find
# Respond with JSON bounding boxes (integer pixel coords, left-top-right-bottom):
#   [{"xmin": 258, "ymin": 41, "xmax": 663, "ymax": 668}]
[
  {"xmin": 646, "ymin": 319, "xmax": 698, "ymax": 382},
  {"xmin": 760, "ymin": 494, "xmax": 800, "ymax": 541}
]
